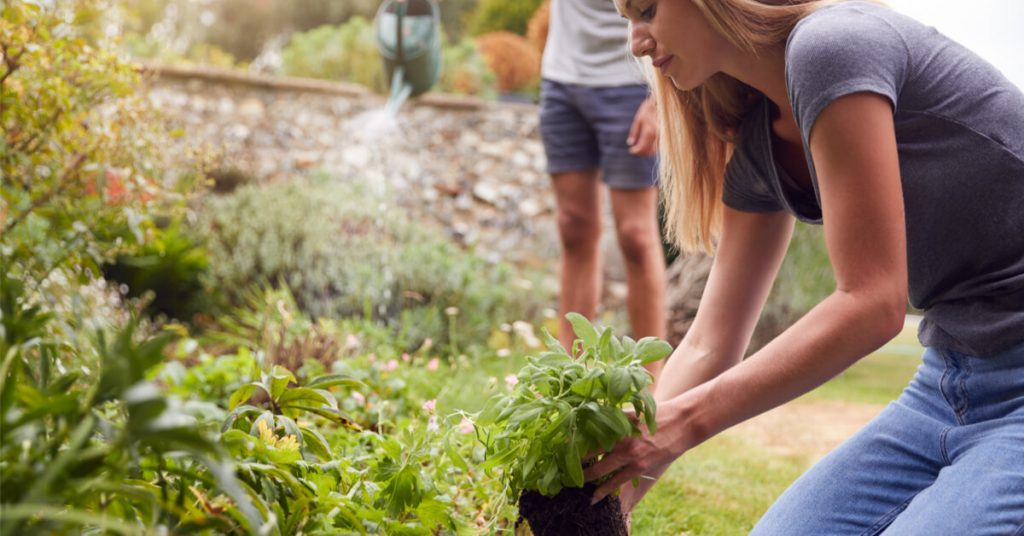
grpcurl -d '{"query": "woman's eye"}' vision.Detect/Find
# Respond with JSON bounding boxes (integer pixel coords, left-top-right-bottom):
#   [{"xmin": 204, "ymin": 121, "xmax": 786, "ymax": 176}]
[{"xmin": 640, "ymin": 4, "xmax": 656, "ymax": 19}]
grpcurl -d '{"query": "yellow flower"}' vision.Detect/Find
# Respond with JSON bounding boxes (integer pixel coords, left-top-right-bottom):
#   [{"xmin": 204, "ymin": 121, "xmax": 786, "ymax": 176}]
[{"xmin": 257, "ymin": 419, "xmax": 300, "ymax": 451}]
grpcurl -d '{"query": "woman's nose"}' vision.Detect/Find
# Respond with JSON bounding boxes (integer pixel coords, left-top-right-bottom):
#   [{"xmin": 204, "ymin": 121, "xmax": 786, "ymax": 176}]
[{"xmin": 629, "ymin": 25, "xmax": 655, "ymax": 58}]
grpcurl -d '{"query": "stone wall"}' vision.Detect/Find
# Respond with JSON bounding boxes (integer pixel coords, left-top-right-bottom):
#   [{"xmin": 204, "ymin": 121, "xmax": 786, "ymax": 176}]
[{"xmin": 140, "ymin": 65, "xmax": 706, "ymax": 342}]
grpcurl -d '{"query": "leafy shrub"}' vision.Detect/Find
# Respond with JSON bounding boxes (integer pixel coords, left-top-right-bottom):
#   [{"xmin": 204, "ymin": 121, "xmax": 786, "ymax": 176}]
[
  {"xmin": 475, "ymin": 314, "xmax": 670, "ymax": 498},
  {"xmin": 279, "ymin": 17, "xmax": 386, "ymax": 93},
  {"xmin": 475, "ymin": 31, "xmax": 541, "ymax": 93},
  {"xmin": 437, "ymin": 37, "xmax": 498, "ymax": 98},
  {"xmin": 197, "ymin": 177, "xmax": 550, "ymax": 353},
  {"xmin": 1, "ymin": 1, "xmax": 182, "ymax": 282},
  {"xmin": 102, "ymin": 219, "xmax": 214, "ymax": 321},
  {"xmin": 470, "ymin": 0, "xmax": 545, "ymax": 36},
  {"xmin": 0, "ymin": 271, "xmax": 260, "ymax": 534}
]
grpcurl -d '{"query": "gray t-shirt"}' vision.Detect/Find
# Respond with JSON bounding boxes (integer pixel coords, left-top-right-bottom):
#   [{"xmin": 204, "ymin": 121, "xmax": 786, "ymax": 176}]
[
  {"xmin": 542, "ymin": 0, "xmax": 644, "ymax": 86},
  {"xmin": 723, "ymin": 1, "xmax": 1024, "ymax": 357}
]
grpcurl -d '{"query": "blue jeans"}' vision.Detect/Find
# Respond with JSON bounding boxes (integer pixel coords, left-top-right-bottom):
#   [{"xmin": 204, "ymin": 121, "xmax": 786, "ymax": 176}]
[{"xmin": 751, "ymin": 343, "xmax": 1024, "ymax": 535}]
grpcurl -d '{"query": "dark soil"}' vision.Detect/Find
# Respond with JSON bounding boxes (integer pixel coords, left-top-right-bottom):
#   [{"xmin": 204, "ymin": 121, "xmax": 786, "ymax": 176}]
[{"xmin": 519, "ymin": 483, "xmax": 629, "ymax": 536}]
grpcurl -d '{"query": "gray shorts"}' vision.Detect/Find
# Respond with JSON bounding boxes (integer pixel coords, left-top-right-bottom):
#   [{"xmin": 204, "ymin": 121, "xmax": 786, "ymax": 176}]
[{"xmin": 539, "ymin": 79, "xmax": 657, "ymax": 190}]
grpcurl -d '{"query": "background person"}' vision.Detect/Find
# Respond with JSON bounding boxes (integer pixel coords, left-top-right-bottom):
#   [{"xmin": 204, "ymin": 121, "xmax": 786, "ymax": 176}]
[
  {"xmin": 584, "ymin": 0, "xmax": 1024, "ymax": 531},
  {"xmin": 540, "ymin": 0, "xmax": 667, "ymax": 379}
]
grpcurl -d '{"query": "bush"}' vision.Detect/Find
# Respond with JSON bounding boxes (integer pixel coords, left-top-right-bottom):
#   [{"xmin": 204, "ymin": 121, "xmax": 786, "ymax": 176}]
[
  {"xmin": 197, "ymin": 177, "xmax": 550, "ymax": 353},
  {"xmin": 437, "ymin": 37, "xmax": 497, "ymax": 98},
  {"xmin": 475, "ymin": 31, "xmax": 540, "ymax": 93},
  {"xmin": 470, "ymin": 0, "xmax": 545, "ymax": 36},
  {"xmin": 102, "ymin": 219, "xmax": 214, "ymax": 321},
  {"xmin": 279, "ymin": 17, "xmax": 385, "ymax": 93}
]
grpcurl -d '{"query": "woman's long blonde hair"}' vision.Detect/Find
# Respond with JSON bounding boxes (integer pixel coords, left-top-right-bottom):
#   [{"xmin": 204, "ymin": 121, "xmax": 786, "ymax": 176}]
[{"xmin": 625, "ymin": 0, "xmax": 837, "ymax": 253}]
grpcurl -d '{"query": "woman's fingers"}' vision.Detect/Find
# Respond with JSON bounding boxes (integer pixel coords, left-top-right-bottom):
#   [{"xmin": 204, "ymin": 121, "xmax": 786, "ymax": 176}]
[
  {"xmin": 583, "ymin": 445, "xmax": 626, "ymax": 482},
  {"xmin": 590, "ymin": 462, "xmax": 642, "ymax": 505}
]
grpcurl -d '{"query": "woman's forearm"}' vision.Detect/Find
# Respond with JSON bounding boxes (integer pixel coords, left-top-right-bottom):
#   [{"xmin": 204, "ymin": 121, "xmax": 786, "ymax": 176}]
[{"xmin": 671, "ymin": 288, "xmax": 904, "ymax": 447}]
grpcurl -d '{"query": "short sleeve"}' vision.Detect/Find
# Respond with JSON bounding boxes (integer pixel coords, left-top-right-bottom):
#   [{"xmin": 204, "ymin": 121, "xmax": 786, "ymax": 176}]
[{"xmin": 785, "ymin": 4, "xmax": 908, "ymax": 141}]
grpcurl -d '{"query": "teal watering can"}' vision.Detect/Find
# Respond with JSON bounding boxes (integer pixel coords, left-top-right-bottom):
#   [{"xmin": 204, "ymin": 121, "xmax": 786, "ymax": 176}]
[{"xmin": 375, "ymin": 0, "xmax": 442, "ymax": 112}]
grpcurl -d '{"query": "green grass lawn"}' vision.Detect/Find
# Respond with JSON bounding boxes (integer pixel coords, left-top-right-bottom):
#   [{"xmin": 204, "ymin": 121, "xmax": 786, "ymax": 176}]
[{"xmin": 631, "ymin": 319, "xmax": 924, "ymax": 534}]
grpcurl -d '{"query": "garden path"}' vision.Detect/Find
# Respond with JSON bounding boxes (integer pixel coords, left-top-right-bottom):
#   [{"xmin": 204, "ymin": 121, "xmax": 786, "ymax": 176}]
[{"xmin": 724, "ymin": 399, "xmax": 884, "ymax": 462}]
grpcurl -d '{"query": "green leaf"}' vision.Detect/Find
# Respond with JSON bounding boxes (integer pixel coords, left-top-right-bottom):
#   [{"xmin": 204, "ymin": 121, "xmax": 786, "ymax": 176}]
[
  {"xmin": 227, "ymin": 382, "xmax": 257, "ymax": 410},
  {"xmin": 417, "ymin": 498, "xmax": 455, "ymax": 533},
  {"xmin": 304, "ymin": 373, "xmax": 364, "ymax": 390},
  {"xmin": 443, "ymin": 435, "xmax": 468, "ymax": 472},
  {"xmin": 540, "ymin": 327, "xmax": 568, "ymax": 355},
  {"xmin": 597, "ymin": 328, "xmax": 613, "ymax": 361},
  {"xmin": 638, "ymin": 389, "xmax": 657, "ymax": 435},
  {"xmin": 300, "ymin": 427, "xmax": 332, "ymax": 461},
  {"xmin": 564, "ymin": 444, "xmax": 584, "ymax": 488},
  {"xmin": 566, "ymin": 312, "xmax": 598, "ymax": 350},
  {"xmin": 221, "ymin": 404, "xmax": 264, "ymax": 432},
  {"xmin": 634, "ymin": 338, "xmax": 673, "ymax": 365},
  {"xmin": 608, "ymin": 368, "xmax": 632, "ymax": 403},
  {"xmin": 521, "ymin": 441, "xmax": 543, "ymax": 480},
  {"xmin": 479, "ymin": 445, "xmax": 520, "ymax": 471},
  {"xmin": 268, "ymin": 366, "xmax": 296, "ymax": 400},
  {"xmin": 277, "ymin": 387, "xmax": 331, "ymax": 410}
]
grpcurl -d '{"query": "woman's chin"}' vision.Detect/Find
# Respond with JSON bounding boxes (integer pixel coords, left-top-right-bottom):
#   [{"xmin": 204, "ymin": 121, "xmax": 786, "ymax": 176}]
[{"xmin": 667, "ymin": 72, "xmax": 702, "ymax": 92}]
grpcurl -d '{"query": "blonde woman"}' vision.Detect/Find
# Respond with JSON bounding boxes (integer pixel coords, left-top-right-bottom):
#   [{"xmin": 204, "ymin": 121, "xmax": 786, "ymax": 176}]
[{"xmin": 583, "ymin": 0, "xmax": 1024, "ymax": 533}]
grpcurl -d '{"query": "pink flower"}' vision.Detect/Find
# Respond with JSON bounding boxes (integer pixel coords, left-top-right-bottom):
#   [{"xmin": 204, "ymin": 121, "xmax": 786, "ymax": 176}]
[
  {"xmin": 384, "ymin": 359, "xmax": 399, "ymax": 372},
  {"xmin": 505, "ymin": 374, "xmax": 519, "ymax": 387},
  {"xmin": 421, "ymin": 399, "xmax": 436, "ymax": 413},
  {"xmin": 458, "ymin": 417, "xmax": 475, "ymax": 434},
  {"xmin": 351, "ymin": 392, "xmax": 366, "ymax": 404},
  {"xmin": 402, "ymin": 352, "xmax": 412, "ymax": 362},
  {"xmin": 367, "ymin": 352, "xmax": 377, "ymax": 363},
  {"xmin": 345, "ymin": 335, "xmax": 360, "ymax": 349},
  {"xmin": 427, "ymin": 357, "xmax": 440, "ymax": 371}
]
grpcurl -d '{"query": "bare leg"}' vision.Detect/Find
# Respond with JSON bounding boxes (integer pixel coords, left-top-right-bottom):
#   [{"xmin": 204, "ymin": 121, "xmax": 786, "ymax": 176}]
[
  {"xmin": 551, "ymin": 169, "xmax": 604, "ymax": 351},
  {"xmin": 609, "ymin": 187, "xmax": 667, "ymax": 379}
]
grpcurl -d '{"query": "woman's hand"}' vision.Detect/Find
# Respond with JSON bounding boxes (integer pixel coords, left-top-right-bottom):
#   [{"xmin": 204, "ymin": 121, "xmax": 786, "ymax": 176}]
[{"xmin": 583, "ymin": 397, "xmax": 699, "ymax": 505}]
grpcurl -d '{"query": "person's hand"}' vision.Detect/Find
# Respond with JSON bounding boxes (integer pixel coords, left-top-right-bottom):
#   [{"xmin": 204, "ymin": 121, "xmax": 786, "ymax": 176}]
[
  {"xmin": 616, "ymin": 461, "xmax": 670, "ymax": 514},
  {"xmin": 627, "ymin": 96, "xmax": 658, "ymax": 156},
  {"xmin": 583, "ymin": 397, "xmax": 695, "ymax": 506}
]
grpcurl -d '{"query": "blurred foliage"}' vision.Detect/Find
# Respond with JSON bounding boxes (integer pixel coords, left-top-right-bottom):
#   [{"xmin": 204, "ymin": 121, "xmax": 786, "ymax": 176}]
[
  {"xmin": 279, "ymin": 16, "xmax": 385, "ymax": 92},
  {"xmin": 753, "ymin": 223, "xmax": 835, "ymax": 350},
  {"xmin": 279, "ymin": 17, "xmax": 500, "ymax": 98},
  {"xmin": 102, "ymin": 219, "xmax": 215, "ymax": 322},
  {"xmin": 470, "ymin": 0, "xmax": 544, "ymax": 36},
  {"xmin": 475, "ymin": 31, "xmax": 540, "ymax": 94},
  {"xmin": 196, "ymin": 176, "xmax": 551, "ymax": 355},
  {"xmin": 0, "ymin": 269, "xmax": 261, "ymax": 534},
  {"xmin": 115, "ymin": 0, "xmax": 379, "ymax": 63},
  {"xmin": 437, "ymin": 37, "xmax": 497, "ymax": 98},
  {"xmin": 1, "ymin": 0, "xmax": 193, "ymax": 288}
]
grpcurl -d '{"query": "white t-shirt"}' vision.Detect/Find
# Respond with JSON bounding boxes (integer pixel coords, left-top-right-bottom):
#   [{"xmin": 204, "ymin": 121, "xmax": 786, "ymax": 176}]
[{"xmin": 541, "ymin": 0, "xmax": 644, "ymax": 87}]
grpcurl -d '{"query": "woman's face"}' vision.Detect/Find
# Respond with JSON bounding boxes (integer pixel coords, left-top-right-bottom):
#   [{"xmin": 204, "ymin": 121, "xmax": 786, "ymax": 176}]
[{"xmin": 618, "ymin": 0, "xmax": 730, "ymax": 90}]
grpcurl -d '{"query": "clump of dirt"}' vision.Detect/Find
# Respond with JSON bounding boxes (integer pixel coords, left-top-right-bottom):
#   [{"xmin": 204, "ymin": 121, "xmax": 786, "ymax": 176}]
[{"xmin": 519, "ymin": 483, "xmax": 628, "ymax": 536}]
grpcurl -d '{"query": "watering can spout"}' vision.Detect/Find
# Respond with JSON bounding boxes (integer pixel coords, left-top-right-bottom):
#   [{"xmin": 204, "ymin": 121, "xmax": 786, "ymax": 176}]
[{"xmin": 375, "ymin": 0, "xmax": 441, "ymax": 112}]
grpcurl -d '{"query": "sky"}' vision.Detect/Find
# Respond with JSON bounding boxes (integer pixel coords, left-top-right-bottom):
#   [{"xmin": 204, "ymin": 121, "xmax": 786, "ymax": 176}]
[{"xmin": 887, "ymin": 0, "xmax": 1024, "ymax": 89}]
